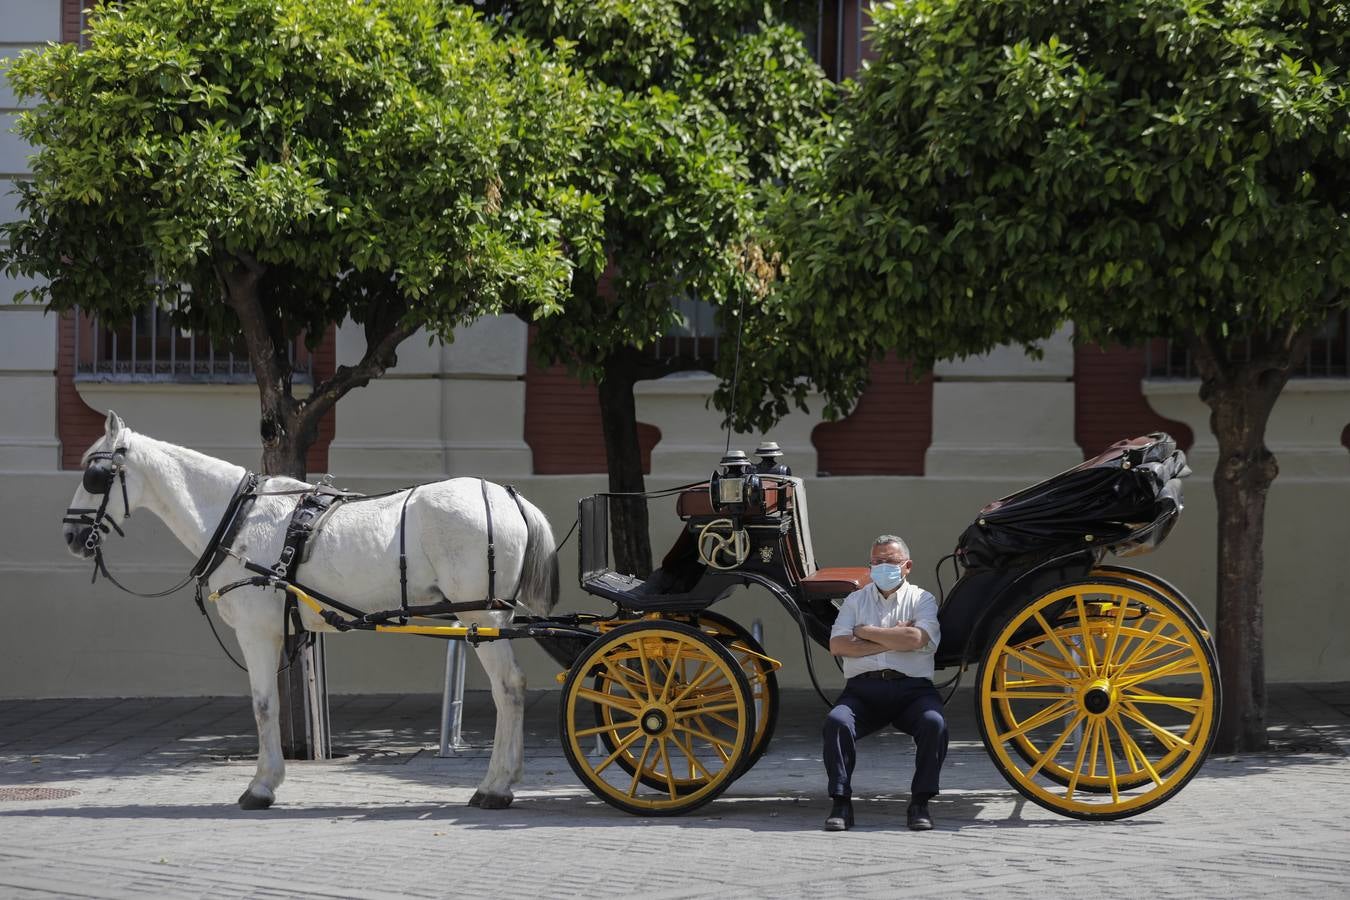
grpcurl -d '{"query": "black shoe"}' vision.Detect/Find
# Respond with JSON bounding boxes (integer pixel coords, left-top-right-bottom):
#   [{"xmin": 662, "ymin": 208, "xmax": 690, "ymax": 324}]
[
  {"xmin": 907, "ymin": 801, "xmax": 933, "ymax": 831},
  {"xmin": 824, "ymin": 797, "xmax": 854, "ymax": 832}
]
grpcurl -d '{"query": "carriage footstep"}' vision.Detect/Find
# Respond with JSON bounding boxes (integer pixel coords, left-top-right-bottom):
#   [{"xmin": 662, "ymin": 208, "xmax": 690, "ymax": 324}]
[{"xmin": 468, "ymin": 789, "xmax": 512, "ymax": 809}]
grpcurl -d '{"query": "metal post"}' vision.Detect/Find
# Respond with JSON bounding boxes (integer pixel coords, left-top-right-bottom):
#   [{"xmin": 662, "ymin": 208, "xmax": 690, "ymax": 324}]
[
  {"xmin": 301, "ymin": 635, "xmax": 331, "ymax": 760},
  {"xmin": 438, "ymin": 640, "xmax": 470, "ymax": 756}
]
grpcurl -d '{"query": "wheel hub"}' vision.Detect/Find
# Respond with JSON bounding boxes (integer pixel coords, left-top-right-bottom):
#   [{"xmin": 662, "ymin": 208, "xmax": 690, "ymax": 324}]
[
  {"xmin": 1083, "ymin": 679, "xmax": 1114, "ymax": 715},
  {"xmin": 640, "ymin": 707, "xmax": 670, "ymax": 736}
]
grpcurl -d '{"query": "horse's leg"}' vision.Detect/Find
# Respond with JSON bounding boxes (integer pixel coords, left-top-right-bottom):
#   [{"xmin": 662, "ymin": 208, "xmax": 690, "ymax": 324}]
[
  {"xmin": 233, "ymin": 610, "xmax": 286, "ymax": 810},
  {"xmin": 467, "ymin": 633, "xmax": 526, "ymax": 809}
]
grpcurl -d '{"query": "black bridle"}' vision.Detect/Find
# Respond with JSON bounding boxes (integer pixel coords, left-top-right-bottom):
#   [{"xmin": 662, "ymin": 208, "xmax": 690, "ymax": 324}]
[
  {"xmin": 65, "ymin": 448, "xmax": 260, "ymax": 597},
  {"xmin": 64, "ymin": 447, "xmax": 131, "ymax": 560}
]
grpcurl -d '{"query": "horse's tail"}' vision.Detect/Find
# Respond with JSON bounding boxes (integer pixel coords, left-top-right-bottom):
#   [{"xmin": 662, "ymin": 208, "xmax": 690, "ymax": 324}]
[{"xmin": 516, "ymin": 493, "xmax": 559, "ymax": 617}]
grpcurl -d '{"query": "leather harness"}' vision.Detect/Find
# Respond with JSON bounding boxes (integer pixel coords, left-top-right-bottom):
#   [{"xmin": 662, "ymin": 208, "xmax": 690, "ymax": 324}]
[{"xmin": 72, "ymin": 453, "xmax": 533, "ymax": 646}]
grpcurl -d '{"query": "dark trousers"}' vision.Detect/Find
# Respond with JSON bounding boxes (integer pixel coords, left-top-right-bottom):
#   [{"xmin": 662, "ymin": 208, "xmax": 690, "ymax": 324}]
[{"xmin": 823, "ymin": 675, "xmax": 948, "ymax": 800}]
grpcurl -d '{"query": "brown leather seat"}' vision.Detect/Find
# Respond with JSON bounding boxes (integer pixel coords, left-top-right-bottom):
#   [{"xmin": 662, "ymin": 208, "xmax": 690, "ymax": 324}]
[
  {"xmin": 676, "ymin": 485, "xmax": 714, "ymax": 518},
  {"xmin": 799, "ymin": 566, "xmax": 871, "ymax": 599}
]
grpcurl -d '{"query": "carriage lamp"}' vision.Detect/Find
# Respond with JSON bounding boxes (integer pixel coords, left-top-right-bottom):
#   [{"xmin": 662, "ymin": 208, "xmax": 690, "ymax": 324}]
[
  {"xmin": 754, "ymin": 440, "xmax": 791, "ymax": 477},
  {"xmin": 710, "ymin": 450, "xmax": 763, "ymax": 514}
]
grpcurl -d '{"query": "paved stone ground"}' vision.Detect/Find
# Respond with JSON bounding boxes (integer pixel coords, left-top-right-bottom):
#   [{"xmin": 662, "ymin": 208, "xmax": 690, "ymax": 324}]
[{"xmin": 1, "ymin": 684, "xmax": 1348, "ymax": 899}]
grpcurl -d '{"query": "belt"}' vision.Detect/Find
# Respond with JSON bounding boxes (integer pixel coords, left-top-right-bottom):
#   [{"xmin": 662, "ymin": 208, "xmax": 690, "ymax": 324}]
[{"xmin": 854, "ymin": 669, "xmax": 909, "ymax": 681}]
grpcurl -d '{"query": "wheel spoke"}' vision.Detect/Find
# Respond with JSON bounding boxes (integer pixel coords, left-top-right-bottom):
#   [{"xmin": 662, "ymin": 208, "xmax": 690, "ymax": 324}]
[
  {"xmin": 658, "ymin": 641, "xmax": 683, "ymax": 703},
  {"xmin": 592, "ymin": 727, "xmax": 644, "ymax": 775},
  {"xmin": 572, "ymin": 719, "xmax": 637, "ymax": 739},
  {"xmin": 1115, "ymin": 644, "xmax": 1194, "ymax": 678},
  {"xmin": 575, "ymin": 686, "xmax": 642, "ymax": 714},
  {"xmin": 636, "ymin": 634, "xmax": 653, "ymax": 696},
  {"xmin": 1114, "ymin": 621, "xmax": 1187, "ymax": 672},
  {"xmin": 1009, "ymin": 643, "xmax": 1079, "ymax": 673},
  {"xmin": 671, "ymin": 658, "xmax": 726, "ymax": 704},
  {"xmin": 627, "ymin": 737, "xmax": 653, "ymax": 798},
  {"xmin": 1002, "ymin": 647, "xmax": 1075, "ymax": 687},
  {"xmin": 1099, "ymin": 717, "xmax": 1120, "ymax": 803},
  {"xmin": 1118, "ymin": 688, "xmax": 1205, "ymax": 710},
  {"xmin": 1118, "ymin": 702, "xmax": 1195, "ymax": 751},
  {"xmin": 675, "ymin": 721, "xmax": 737, "ymax": 755},
  {"xmin": 1031, "ymin": 611, "xmax": 1085, "ymax": 673},
  {"xmin": 1065, "ymin": 717, "xmax": 1097, "ymax": 800},
  {"xmin": 990, "ymin": 689, "xmax": 1079, "ymax": 701},
  {"xmin": 1074, "ymin": 595, "xmax": 1098, "ymax": 675},
  {"xmin": 1026, "ymin": 710, "xmax": 1087, "ymax": 780},
  {"xmin": 602, "ymin": 656, "xmax": 648, "ymax": 704},
  {"xmin": 1116, "ymin": 656, "xmax": 1203, "ymax": 689},
  {"xmin": 1110, "ymin": 712, "xmax": 1163, "ymax": 787},
  {"xmin": 670, "ymin": 728, "xmax": 709, "ymax": 780},
  {"xmin": 1102, "ymin": 597, "xmax": 1131, "ymax": 671},
  {"xmin": 673, "ymin": 702, "xmax": 743, "ymax": 721},
  {"xmin": 658, "ymin": 740, "xmax": 678, "ymax": 800},
  {"xmin": 995, "ymin": 697, "xmax": 1074, "ymax": 743}
]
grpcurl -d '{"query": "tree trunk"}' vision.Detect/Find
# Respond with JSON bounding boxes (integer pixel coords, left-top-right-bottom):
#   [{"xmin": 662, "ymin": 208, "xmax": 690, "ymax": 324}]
[
  {"xmin": 1190, "ymin": 329, "xmax": 1307, "ymax": 753},
  {"xmin": 598, "ymin": 353, "xmax": 653, "ymax": 578}
]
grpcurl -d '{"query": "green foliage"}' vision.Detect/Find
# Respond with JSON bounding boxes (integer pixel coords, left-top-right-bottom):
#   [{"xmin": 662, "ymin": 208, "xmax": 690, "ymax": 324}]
[
  {"xmin": 1, "ymin": 0, "xmax": 598, "ymax": 344},
  {"xmin": 755, "ymin": 0, "xmax": 1350, "ymax": 424},
  {"xmin": 487, "ymin": 1, "xmax": 834, "ymax": 385}
]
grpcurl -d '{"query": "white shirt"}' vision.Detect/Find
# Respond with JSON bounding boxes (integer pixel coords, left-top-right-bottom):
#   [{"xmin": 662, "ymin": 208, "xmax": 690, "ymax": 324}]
[{"xmin": 830, "ymin": 580, "xmax": 941, "ymax": 680}]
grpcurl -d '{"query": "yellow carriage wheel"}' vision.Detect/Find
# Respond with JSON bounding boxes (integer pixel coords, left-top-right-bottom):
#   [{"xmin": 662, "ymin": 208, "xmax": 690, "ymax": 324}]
[
  {"xmin": 591, "ymin": 610, "xmax": 780, "ymax": 791},
  {"xmin": 560, "ymin": 621, "xmax": 755, "ymax": 816},
  {"xmin": 977, "ymin": 578, "xmax": 1219, "ymax": 820}
]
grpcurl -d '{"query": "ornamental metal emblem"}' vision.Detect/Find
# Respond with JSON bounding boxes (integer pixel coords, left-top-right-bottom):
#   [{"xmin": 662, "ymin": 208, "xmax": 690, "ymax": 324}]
[{"xmin": 759, "ymin": 546, "xmax": 774, "ymax": 564}]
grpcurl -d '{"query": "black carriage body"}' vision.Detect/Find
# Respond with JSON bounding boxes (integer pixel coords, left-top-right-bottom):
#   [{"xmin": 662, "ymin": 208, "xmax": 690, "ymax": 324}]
[{"xmin": 574, "ymin": 432, "xmax": 1193, "ymax": 673}]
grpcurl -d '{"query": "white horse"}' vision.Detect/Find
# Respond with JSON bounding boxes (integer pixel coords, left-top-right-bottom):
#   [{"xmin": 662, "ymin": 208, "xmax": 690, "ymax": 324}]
[{"xmin": 63, "ymin": 411, "xmax": 558, "ymax": 811}]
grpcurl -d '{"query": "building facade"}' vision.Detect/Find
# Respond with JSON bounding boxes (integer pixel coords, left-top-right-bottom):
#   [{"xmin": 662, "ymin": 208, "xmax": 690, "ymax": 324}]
[{"xmin": 1, "ymin": 1, "xmax": 1346, "ymax": 698}]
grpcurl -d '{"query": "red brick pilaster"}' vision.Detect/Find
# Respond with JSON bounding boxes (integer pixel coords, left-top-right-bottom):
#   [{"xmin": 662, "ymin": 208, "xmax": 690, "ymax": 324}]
[
  {"xmin": 1074, "ymin": 342, "xmax": 1193, "ymax": 458},
  {"xmin": 812, "ymin": 354, "xmax": 933, "ymax": 476}
]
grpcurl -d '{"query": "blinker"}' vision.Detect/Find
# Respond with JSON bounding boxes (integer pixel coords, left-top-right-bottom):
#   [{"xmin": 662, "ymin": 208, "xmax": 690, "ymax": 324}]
[{"xmin": 83, "ymin": 459, "xmax": 116, "ymax": 495}]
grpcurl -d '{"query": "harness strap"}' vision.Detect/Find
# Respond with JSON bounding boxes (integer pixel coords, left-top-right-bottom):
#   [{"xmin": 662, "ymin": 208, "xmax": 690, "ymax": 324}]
[
  {"xmin": 274, "ymin": 487, "xmax": 345, "ymax": 582},
  {"xmin": 504, "ymin": 484, "xmax": 529, "ymax": 603},
  {"xmin": 399, "ymin": 487, "xmax": 417, "ymax": 619},
  {"xmin": 480, "ymin": 478, "xmax": 496, "ymax": 603},
  {"xmin": 189, "ymin": 472, "xmax": 261, "ymax": 580}
]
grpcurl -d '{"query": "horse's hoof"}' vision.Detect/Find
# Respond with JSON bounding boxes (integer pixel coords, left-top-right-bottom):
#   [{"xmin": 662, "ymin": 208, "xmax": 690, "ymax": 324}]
[
  {"xmin": 238, "ymin": 788, "xmax": 274, "ymax": 810},
  {"xmin": 469, "ymin": 790, "xmax": 512, "ymax": 810}
]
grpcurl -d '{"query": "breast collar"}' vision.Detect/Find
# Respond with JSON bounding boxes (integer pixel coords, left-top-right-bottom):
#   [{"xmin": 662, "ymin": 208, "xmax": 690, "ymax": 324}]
[{"xmin": 187, "ymin": 472, "xmax": 261, "ymax": 581}]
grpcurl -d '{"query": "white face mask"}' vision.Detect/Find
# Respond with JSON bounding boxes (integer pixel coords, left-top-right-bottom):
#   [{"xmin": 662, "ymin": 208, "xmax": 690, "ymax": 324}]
[{"xmin": 870, "ymin": 563, "xmax": 904, "ymax": 591}]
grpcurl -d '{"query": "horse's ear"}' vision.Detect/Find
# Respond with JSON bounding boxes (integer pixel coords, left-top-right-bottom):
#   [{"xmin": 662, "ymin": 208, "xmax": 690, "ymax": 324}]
[{"xmin": 105, "ymin": 410, "xmax": 126, "ymax": 440}]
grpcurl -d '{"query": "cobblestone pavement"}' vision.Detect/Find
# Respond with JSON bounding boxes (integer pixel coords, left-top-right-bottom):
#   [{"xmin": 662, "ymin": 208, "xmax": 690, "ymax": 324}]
[{"xmin": 1, "ymin": 685, "xmax": 1347, "ymax": 899}]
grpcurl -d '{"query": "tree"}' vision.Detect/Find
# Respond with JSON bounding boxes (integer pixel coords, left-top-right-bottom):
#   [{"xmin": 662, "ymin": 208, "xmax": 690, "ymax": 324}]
[
  {"xmin": 486, "ymin": 1, "xmax": 832, "ymax": 576},
  {"xmin": 2, "ymin": 0, "xmax": 597, "ymax": 478},
  {"xmin": 766, "ymin": 0, "xmax": 1350, "ymax": 751}
]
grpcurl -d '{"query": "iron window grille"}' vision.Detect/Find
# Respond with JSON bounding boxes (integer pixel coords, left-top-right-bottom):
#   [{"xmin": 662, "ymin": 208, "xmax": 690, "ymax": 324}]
[
  {"xmin": 1145, "ymin": 311, "xmax": 1349, "ymax": 380},
  {"xmin": 72, "ymin": 300, "xmax": 315, "ymax": 385}
]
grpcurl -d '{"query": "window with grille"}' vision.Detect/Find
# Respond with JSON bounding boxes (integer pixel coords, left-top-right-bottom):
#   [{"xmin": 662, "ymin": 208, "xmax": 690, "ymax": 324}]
[
  {"xmin": 1144, "ymin": 311, "xmax": 1349, "ymax": 379},
  {"xmin": 71, "ymin": 302, "xmax": 315, "ymax": 384},
  {"xmin": 654, "ymin": 295, "xmax": 721, "ymax": 364}
]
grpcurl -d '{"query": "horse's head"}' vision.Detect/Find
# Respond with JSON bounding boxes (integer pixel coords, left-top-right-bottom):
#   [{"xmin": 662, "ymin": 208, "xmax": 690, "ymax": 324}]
[{"xmin": 64, "ymin": 410, "xmax": 142, "ymax": 558}]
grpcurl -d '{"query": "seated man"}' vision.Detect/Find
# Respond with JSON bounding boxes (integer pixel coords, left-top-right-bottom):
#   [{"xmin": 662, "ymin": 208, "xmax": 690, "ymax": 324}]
[{"xmin": 822, "ymin": 535, "xmax": 948, "ymax": 831}]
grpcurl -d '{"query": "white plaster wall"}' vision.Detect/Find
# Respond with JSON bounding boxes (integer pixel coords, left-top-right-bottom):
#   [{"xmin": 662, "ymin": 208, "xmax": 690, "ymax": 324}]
[
  {"xmin": 927, "ymin": 325, "xmax": 1082, "ymax": 477},
  {"xmin": 328, "ymin": 315, "xmax": 532, "ymax": 477},
  {"xmin": 1, "ymin": 6, "xmax": 61, "ymax": 474},
  {"xmin": 2, "ymin": 463, "xmax": 1346, "ymax": 697}
]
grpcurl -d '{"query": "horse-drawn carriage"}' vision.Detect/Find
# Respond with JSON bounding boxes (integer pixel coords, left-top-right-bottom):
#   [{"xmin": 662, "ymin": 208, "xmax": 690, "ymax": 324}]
[
  {"xmin": 66, "ymin": 415, "xmax": 1216, "ymax": 820},
  {"xmin": 553, "ymin": 432, "xmax": 1218, "ymax": 820}
]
